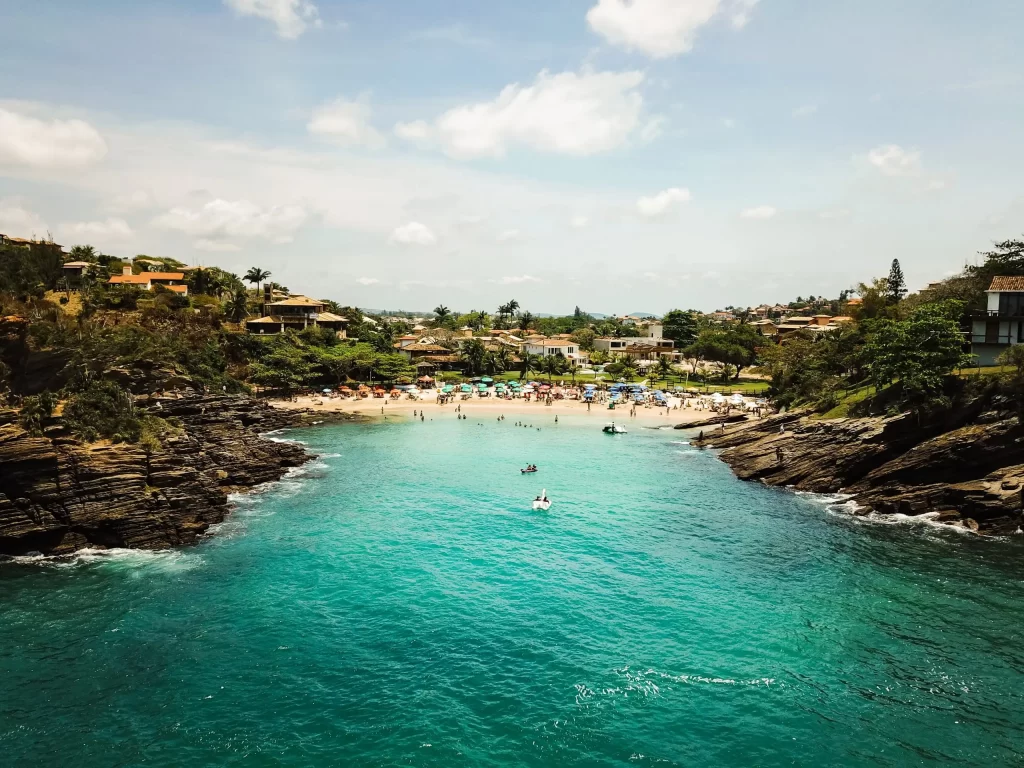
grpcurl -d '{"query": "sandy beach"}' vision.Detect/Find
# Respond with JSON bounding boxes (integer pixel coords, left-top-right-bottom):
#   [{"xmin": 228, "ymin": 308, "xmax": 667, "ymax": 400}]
[{"xmin": 270, "ymin": 393, "xmax": 716, "ymax": 428}]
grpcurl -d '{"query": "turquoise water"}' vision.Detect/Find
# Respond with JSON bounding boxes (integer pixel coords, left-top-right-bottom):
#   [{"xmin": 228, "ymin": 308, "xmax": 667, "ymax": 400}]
[{"xmin": 2, "ymin": 415, "xmax": 1023, "ymax": 767}]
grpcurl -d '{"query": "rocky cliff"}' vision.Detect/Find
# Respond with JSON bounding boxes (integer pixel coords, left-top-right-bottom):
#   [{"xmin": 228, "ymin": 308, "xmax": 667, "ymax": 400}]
[
  {"xmin": 689, "ymin": 405, "xmax": 1024, "ymax": 535},
  {"xmin": 0, "ymin": 395, "xmax": 334, "ymax": 556}
]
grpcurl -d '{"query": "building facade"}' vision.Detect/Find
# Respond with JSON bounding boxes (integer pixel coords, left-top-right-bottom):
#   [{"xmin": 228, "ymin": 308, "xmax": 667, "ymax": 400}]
[{"xmin": 971, "ymin": 277, "xmax": 1024, "ymax": 365}]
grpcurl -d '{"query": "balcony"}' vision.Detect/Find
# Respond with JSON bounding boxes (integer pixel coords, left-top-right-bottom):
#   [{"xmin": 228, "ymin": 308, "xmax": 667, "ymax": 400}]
[
  {"xmin": 971, "ymin": 308, "xmax": 1024, "ymax": 319},
  {"xmin": 971, "ymin": 334, "xmax": 1014, "ymax": 345}
]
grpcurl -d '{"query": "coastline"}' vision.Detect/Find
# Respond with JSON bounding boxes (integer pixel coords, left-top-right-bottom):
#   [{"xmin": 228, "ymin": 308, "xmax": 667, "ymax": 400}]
[{"xmin": 269, "ymin": 393, "xmax": 715, "ymax": 428}]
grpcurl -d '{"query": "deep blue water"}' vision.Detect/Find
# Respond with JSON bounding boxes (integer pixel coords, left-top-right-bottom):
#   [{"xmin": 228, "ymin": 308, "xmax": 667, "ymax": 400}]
[{"xmin": 2, "ymin": 414, "xmax": 1023, "ymax": 766}]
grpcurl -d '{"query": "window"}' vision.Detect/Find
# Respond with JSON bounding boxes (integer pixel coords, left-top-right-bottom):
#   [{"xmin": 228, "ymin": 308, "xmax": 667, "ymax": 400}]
[{"xmin": 999, "ymin": 292, "xmax": 1024, "ymax": 316}]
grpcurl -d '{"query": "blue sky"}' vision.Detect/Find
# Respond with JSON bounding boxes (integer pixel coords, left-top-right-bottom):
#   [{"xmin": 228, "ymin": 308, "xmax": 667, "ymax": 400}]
[{"xmin": 1, "ymin": 0, "xmax": 1022, "ymax": 313}]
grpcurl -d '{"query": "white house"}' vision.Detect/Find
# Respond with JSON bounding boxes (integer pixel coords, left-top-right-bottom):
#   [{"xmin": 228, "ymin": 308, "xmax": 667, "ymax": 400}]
[
  {"xmin": 522, "ymin": 339, "xmax": 589, "ymax": 367},
  {"xmin": 971, "ymin": 276, "xmax": 1024, "ymax": 365}
]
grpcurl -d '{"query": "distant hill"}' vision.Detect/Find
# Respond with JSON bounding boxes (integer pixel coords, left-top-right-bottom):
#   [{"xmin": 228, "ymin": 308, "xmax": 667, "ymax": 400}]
[{"xmin": 626, "ymin": 312, "xmax": 660, "ymax": 319}]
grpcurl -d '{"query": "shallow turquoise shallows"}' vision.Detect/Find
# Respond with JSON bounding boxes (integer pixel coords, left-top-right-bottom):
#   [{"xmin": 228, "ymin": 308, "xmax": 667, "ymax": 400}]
[{"xmin": 2, "ymin": 415, "xmax": 1023, "ymax": 767}]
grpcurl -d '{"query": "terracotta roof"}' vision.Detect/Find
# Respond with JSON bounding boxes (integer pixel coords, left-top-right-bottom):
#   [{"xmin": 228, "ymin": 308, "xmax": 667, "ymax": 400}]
[
  {"xmin": 988, "ymin": 276, "xmax": 1024, "ymax": 292},
  {"xmin": 62, "ymin": 261, "xmax": 92, "ymax": 268},
  {"xmin": 108, "ymin": 275, "xmax": 151, "ymax": 285},
  {"xmin": 246, "ymin": 316, "xmax": 283, "ymax": 324},
  {"xmin": 405, "ymin": 343, "xmax": 451, "ymax": 353},
  {"xmin": 316, "ymin": 312, "xmax": 348, "ymax": 323},
  {"xmin": 267, "ymin": 296, "xmax": 325, "ymax": 307},
  {"xmin": 162, "ymin": 285, "xmax": 189, "ymax": 294},
  {"xmin": 144, "ymin": 272, "xmax": 185, "ymax": 280},
  {"xmin": 526, "ymin": 339, "xmax": 575, "ymax": 347}
]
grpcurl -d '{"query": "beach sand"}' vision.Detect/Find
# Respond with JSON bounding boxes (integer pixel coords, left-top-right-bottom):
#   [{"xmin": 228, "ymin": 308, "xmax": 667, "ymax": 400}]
[{"xmin": 270, "ymin": 393, "xmax": 715, "ymax": 428}]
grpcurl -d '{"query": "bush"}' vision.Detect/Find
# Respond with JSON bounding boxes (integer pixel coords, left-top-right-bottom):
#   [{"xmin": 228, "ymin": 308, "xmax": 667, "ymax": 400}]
[{"xmin": 62, "ymin": 380, "xmax": 141, "ymax": 442}]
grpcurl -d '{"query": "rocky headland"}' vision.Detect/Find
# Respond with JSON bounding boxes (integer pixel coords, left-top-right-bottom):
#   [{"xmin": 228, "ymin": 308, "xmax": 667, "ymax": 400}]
[
  {"xmin": 688, "ymin": 402, "xmax": 1024, "ymax": 535},
  {"xmin": 0, "ymin": 395, "xmax": 350, "ymax": 557}
]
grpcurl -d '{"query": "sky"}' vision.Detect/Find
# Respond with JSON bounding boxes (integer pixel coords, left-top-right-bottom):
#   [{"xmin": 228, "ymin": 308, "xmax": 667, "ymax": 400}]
[{"xmin": 1, "ymin": 0, "xmax": 1023, "ymax": 314}]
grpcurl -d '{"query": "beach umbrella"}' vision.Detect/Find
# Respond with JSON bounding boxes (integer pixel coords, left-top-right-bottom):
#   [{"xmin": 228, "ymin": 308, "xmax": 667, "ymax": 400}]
[
  {"xmin": 322, "ymin": 388, "xmax": 332, "ymax": 393},
  {"xmin": 480, "ymin": 376, "xmax": 493, "ymax": 383},
  {"xmin": 461, "ymin": 384, "xmax": 472, "ymax": 392}
]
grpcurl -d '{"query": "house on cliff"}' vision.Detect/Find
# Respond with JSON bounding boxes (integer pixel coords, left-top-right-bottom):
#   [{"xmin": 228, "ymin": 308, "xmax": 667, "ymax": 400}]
[
  {"xmin": 107, "ymin": 266, "xmax": 189, "ymax": 295},
  {"xmin": 971, "ymin": 277, "xmax": 1024, "ymax": 366}
]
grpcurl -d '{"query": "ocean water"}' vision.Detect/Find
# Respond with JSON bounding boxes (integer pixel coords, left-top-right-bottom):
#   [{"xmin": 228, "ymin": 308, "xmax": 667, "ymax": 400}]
[{"xmin": 2, "ymin": 414, "xmax": 1023, "ymax": 767}]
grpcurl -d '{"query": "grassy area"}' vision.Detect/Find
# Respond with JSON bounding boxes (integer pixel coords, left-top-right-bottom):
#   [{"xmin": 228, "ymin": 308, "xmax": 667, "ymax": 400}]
[
  {"xmin": 813, "ymin": 383, "xmax": 878, "ymax": 420},
  {"xmin": 958, "ymin": 365, "xmax": 1012, "ymax": 377}
]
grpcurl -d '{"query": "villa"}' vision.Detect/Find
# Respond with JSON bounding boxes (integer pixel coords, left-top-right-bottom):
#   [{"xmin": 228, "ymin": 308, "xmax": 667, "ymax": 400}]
[
  {"xmin": 245, "ymin": 294, "xmax": 348, "ymax": 336},
  {"xmin": 107, "ymin": 266, "xmax": 188, "ymax": 295},
  {"xmin": 521, "ymin": 339, "xmax": 589, "ymax": 367},
  {"xmin": 970, "ymin": 277, "xmax": 1024, "ymax": 365}
]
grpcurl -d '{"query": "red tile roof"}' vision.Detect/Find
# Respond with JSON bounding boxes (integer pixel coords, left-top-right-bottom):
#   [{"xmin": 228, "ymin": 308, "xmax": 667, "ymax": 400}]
[
  {"xmin": 988, "ymin": 276, "xmax": 1024, "ymax": 292},
  {"xmin": 108, "ymin": 275, "xmax": 150, "ymax": 285}
]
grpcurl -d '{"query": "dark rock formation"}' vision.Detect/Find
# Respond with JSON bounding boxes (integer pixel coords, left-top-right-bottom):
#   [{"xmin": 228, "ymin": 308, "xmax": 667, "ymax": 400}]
[
  {"xmin": 0, "ymin": 395, "xmax": 340, "ymax": 556},
  {"xmin": 674, "ymin": 413, "xmax": 749, "ymax": 429},
  {"xmin": 689, "ymin": 408, "xmax": 1024, "ymax": 535}
]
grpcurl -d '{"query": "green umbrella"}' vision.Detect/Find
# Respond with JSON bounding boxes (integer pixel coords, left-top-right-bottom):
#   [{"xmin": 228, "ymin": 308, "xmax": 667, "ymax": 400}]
[{"xmin": 480, "ymin": 376, "xmax": 494, "ymax": 383}]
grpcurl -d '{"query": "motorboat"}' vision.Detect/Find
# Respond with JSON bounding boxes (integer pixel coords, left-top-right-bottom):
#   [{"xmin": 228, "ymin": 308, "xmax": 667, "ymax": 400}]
[
  {"xmin": 521, "ymin": 467, "xmax": 538, "ymax": 474},
  {"xmin": 532, "ymin": 490, "xmax": 551, "ymax": 511},
  {"xmin": 603, "ymin": 423, "xmax": 627, "ymax": 434}
]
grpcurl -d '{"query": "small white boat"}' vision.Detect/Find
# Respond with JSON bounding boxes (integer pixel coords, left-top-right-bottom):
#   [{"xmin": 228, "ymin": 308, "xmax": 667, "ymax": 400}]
[
  {"xmin": 532, "ymin": 489, "xmax": 551, "ymax": 511},
  {"xmin": 603, "ymin": 422, "xmax": 627, "ymax": 434}
]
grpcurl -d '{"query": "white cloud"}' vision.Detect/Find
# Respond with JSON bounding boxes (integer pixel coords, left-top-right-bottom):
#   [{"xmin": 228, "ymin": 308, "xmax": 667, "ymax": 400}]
[
  {"xmin": 722, "ymin": 117, "xmax": 737, "ymax": 129},
  {"xmin": 570, "ymin": 215, "xmax": 590, "ymax": 229},
  {"xmin": 195, "ymin": 239, "xmax": 241, "ymax": 252},
  {"xmin": 741, "ymin": 205, "xmax": 777, "ymax": 219},
  {"xmin": 0, "ymin": 108, "xmax": 107, "ymax": 170},
  {"xmin": 356, "ymin": 277, "xmax": 381, "ymax": 285},
  {"xmin": 154, "ymin": 198, "xmax": 308, "ymax": 248},
  {"xmin": 792, "ymin": 104, "xmax": 817, "ymax": 118},
  {"xmin": 730, "ymin": 0, "xmax": 760, "ymax": 28},
  {"xmin": 389, "ymin": 221, "xmax": 437, "ymax": 246},
  {"xmin": 414, "ymin": 69, "xmax": 647, "ymax": 159},
  {"xmin": 867, "ymin": 145, "xmax": 921, "ymax": 176},
  {"xmin": 639, "ymin": 115, "xmax": 667, "ymax": 142},
  {"xmin": 412, "ymin": 24, "xmax": 489, "ymax": 49},
  {"xmin": 927, "ymin": 179, "xmax": 950, "ymax": 191},
  {"xmin": 818, "ymin": 209, "xmax": 849, "ymax": 220},
  {"xmin": 0, "ymin": 198, "xmax": 48, "ymax": 237},
  {"xmin": 308, "ymin": 99, "xmax": 385, "ymax": 148},
  {"xmin": 394, "ymin": 120, "xmax": 433, "ymax": 144},
  {"xmin": 636, "ymin": 187, "xmax": 692, "ymax": 217},
  {"xmin": 223, "ymin": 0, "xmax": 321, "ymax": 40},
  {"xmin": 496, "ymin": 229, "xmax": 521, "ymax": 242},
  {"xmin": 499, "ymin": 275, "xmax": 541, "ymax": 285},
  {"xmin": 109, "ymin": 190, "xmax": 154, "ymax": 212},
  {"xmin": 587, "ymin": 0, "xmax": 721, "ymax": 58},
  {"xmin": 61, "ymin": 217, "xmax": 133, "ymax": 239}
]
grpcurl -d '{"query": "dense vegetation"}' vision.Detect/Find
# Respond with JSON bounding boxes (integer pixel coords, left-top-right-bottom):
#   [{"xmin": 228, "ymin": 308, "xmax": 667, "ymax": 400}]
[{"xmin": 2, "ymin": 234, "xmax": 1023, "ymax": 441}]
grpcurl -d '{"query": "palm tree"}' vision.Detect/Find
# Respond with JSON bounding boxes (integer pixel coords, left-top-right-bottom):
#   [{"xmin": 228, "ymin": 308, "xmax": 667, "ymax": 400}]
[
  {"xmin": 69, "ymin": 244, "xmax": 97, "ymax": 262},
  {"xmin": 506, "ymin": 299, "xmax": 520, "ymax": 317},
  {"xmin": 520, "ymin": 352, "xmax": 541, "ymax": 380},
  {"xmin": 434, "ymin": 305, "xmax": 451, "ymax": 324},
  {"xmin": 226, "ymin": 287, "xmax": 250, "ymax": 323},
  {"xmin": 461, "ymin": 338, "xmax": 487, "ymax": 376},
  {"xmin": 540, "ymin": 354, "xmax": 567, "ymax": 382},
  {"xmin": 654, "ymin": 355, "xmax": 675, "ymax": 387},
  {"xmin": 518, "ymin": 311, "xmax": 534, "ymax": 332},
  {"xmin": 495, "ymin": 346, "xmax": 514, "ymax": 373},
  {"xmin": 244, "ymin": 267, "xmax": 271, "ymax": 296}
]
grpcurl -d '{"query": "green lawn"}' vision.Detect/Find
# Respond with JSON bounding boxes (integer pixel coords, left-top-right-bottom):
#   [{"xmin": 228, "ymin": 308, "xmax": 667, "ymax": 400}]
[
  {"xmin": 813, "ymin": 382, "xmax": 879, "ymax": 420},
  {"xmin": 958, "ymin": 365, "xmax": 1013, "ymax": 377}
]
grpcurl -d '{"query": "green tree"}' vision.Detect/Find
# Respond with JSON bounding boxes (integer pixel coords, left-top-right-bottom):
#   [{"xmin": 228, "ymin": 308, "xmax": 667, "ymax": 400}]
[
  {"xmin": 864, "ymin": 300, "xmax": 972, "ymax": 407},
  {"xmin": 661, "ymin": 309, "xmax": 700, "ymax": 347},
  {"xmin": 372, "ymin": 354, "xmax": 415, "ymax": 383},
  {"xmin": 887, "ymin": 259, "xmax": 907, "ymax": 304},
  {"xmin": 461, "ymin": 338, "xmax": 487, "ymax": 375},
  {"xmin": 997, "ymin": 345, "xmax": 1024, "ymax": 379},
  {"xmin": 569, "ymin": 327, "xmax": 596, "ymax": 351},
  {"xmin": 433, "ymin": 305, "xmax": 451, "ymax": 324},
  {"xmin": 226, "ymin": 287, "xmax": 250, "ymax": 322},
  {"xmin": 244, "ymin": 267, "xmax": 271, "ymax": 295},
  {"xmin": 520, "ymin": 351, "xmax": 541, "ymax": 380},
  {"xmin": 518, "ymin": 311, "xmax": 534, "ymax": 332}
]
